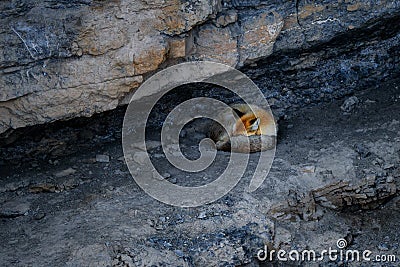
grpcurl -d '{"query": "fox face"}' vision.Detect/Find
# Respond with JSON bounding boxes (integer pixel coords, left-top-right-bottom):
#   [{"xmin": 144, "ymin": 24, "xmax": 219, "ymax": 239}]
[
  {"xmin": 209, "ymin": 104, "xmax": 277, "ymax": 153},
  {"xmin": 235, "ymin": 113, "xmax": 261, "ymax": 136},
  {"xmin": 230, "ymin": 104, "xmax": 276, "ymax": 137}
]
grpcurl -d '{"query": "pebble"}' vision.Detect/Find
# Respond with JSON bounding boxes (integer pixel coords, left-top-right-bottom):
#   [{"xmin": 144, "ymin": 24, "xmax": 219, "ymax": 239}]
[
  {"xmin": 33, "ymin": 211, "xmax": 46, "ymax": 220},
  {"xmin": 373, "ymin": 158, "xmax": 384, "ymax": 166},
  {"xmin": 96, "ymin": 154, "xmax": 110, "ymax": 163},
  {"xmin": 354, "ymin": 143, "xmax": 370, "ymax": 158},
  {"xmin": 29, "ymin": 183, "xmax": 57, "ymax": 193},
  {"xmin": 82, "ymin": 158, "xmax": 96, "ymax": 164},
  {"xmin": 168, "ymin": 177, "xmax": 177, "ymax": 184},
  {"xmin": 383, "ymin": 163, "xmax": 394, "ymax": 170},
  {"xmin": 55, "ymin": 168, "xmax": 76, "ymax": 178},
  {"xmin": 197, "ymin": 211, "xmax": 207, "ymax": 219},
  {"xmin": 174, "ymin": 249, "xmax": 184, "ymax": 258},
  {"xmin": 378, "ymin": 243, "xmax": 389, "ymax": 251},
  {"xmin": 341, "ymin": 96, "xmax": 359, "ymax": 112},
  {"xmin": 300, "ymin": 166, "xmax": 316, "ymax": 173},
  {"xmin": 162, "ymin": 172, "xmax": 171, "ymax": 179}
]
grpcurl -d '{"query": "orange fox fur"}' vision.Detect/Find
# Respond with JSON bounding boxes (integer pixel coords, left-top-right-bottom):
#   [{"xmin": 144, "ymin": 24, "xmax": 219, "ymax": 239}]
[{"xmin": 209, "ymin": 104, "xmax": 277, "ymax": 153}]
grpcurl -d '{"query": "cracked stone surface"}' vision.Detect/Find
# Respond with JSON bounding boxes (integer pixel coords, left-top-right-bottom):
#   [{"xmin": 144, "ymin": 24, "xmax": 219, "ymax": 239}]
[
  {"xmin": 0, "ymin": 77, "xmax": 399, "ymax": 266},
  {"xmin": 1, "ymin": 0, "xmax": 400, "ymax": 134}
]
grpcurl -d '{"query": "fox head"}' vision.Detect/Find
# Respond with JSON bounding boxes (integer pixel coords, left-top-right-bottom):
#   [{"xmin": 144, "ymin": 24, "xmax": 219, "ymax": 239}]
[
  {"xmin": 231, "ymin": 107, "xmax": 260, "ymax": 136},
  {"xmin": 236, "ymin": 114, "xmax": 261, "ymax": 136}
]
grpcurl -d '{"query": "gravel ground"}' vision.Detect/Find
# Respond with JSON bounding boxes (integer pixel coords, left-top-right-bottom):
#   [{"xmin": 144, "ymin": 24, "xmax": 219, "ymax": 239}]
[{"xmin": 0, "ymin": 78, "xmax": 399, "ymax": 266}]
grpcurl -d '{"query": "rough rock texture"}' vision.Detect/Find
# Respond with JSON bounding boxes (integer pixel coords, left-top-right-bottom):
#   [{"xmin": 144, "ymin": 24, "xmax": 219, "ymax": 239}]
[
  {"xmin": 1, "ymin": 0, "xmax": 400, "ymax": 134},
  {"xmin": 0, "ymin": 76, "xmax": 399, "ymax": 266}
]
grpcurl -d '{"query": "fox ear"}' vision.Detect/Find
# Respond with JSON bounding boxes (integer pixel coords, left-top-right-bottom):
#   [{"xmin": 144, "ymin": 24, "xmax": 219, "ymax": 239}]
[
  {"xmin": 231, "ymin": 107, "xmax": 246, "ymax": 118},
  {"xmin": 249, "ymin": 118, "xmax": 260, "ymax": 131}
]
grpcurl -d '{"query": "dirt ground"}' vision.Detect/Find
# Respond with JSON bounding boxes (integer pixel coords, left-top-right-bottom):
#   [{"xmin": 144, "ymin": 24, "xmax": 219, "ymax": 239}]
[{"xmin": 0, "ymin": 77, "xmax": 399, "ymax": 266}]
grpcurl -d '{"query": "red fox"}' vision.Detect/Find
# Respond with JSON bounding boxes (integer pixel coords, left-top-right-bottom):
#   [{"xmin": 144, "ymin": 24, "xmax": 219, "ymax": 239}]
[{"xmin": 209, "ymin": 104, "xmax": 277, "ymax": 153}]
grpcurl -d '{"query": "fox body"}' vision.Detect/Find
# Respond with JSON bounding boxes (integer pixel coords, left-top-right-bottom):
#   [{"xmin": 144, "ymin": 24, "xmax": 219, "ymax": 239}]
[{"xmin": 209, "ymin": 104, "xmax": 277, "ymax": 153}]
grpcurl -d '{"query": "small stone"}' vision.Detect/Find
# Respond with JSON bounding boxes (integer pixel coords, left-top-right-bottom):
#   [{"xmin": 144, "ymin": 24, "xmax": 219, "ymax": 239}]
[
  {"xmin": 33, "ymin": 211, "xmax": 46, "ymax": 220},
  {"xmin": 82, "ymin": 158, "xmax": 96, "ymax": 163},
  {"xmin": 341, "ymin": 96, "xmax": 359, "ymax": 112},
  {"xmin": 197, "ymin": 211, "xmax": 207, "ymax": 219},
  {"xmin": 383, "ymin": 163, "xmax": 394, "ymax": 170},
  {"xmin": 386, "ymin": 176, "xmax": 394, "ymax": 183},
  {"xmin": 96, "ymin": 154, "xmax": 110, "ymax": 163},
  {"xmin": 162, "ymin": 172, "xmax": 171, "ymax": 179},
  {"xmin": 354, "ymin": 144, "xmax": 370, "ymax": 158},
  {"xmin": 378, "ymin": 243, "xmax": 389, "ymax": 251},
  {"xmin": 62, "ymin": 178, "xmax": 79, "ymax": 190},
  {"xmin": 174, "ymin": 249, "xmax": 184, "ymax": 258},
  {"xmin": 366, "ymin": 174, "xmax": 376, "ymax": 185},
  {"xmin": 214, "ymin": 10, "xmax": 237, "ymax": 27},
  {"xmin": 168, "ymin": 38, "xmax": 186, "ymax": 58},
  {"xmin": 300, "ymin": 166, "xmax": 316, "ymax": 173},
  {"xmin": 55, "ymin": 168, "xmax": 76, "ymax": 178},
  {"xmin": 29, "ymin": 183, "xmax": 57, "ymax": 193},
  {"xmin": 347, "ymin": 3, "xmax": 361, "ymax": 12},
  {"xmin": 320, "ymin": 170, "xmax": 334, "ymax": 179},
  {"xmin": 373, "ymin": 158, "xmax": 384, "ymax": 166},
  {"xmin": 168, "ymin": 177, "xmax": 177, "ymax": 184}
]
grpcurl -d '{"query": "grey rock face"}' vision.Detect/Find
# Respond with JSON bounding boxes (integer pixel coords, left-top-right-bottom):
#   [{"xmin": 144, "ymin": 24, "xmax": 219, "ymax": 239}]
[{"xmin": 1, "ymin": 0, "xmax": 400, "ymax": 134}]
